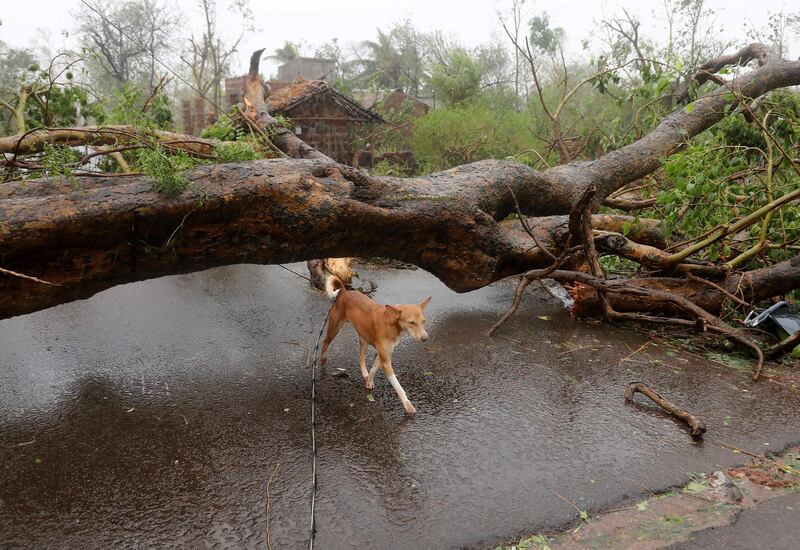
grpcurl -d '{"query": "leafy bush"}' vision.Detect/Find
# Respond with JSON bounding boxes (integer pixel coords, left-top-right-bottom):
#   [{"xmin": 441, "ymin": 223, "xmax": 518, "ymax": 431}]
[{"xmin": 411, "ymin": 101, "xmax": 536, "ymax": 171}]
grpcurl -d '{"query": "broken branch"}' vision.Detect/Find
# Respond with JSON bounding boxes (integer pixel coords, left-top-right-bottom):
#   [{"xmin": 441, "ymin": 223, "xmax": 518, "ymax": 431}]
[{"xmin": 625, "ymin": 382, "xmax": 707, "ymax": 438}]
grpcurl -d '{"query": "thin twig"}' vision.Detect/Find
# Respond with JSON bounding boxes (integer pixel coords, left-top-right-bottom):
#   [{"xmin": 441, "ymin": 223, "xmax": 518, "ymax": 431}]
[
  {"xmin": 710, "ymin": 439, "xmax": 763, "ymax": 459},
  {"xmin": 620, "ymin": 342, "xmax": 651, "ymax": 362},
  {"xmin": 686, "ymin": 273, "xmax": 754, "ymax": 309},
  {"xmin": 0, "ymin": 267, "xmax": 60, "ymax": 286}
]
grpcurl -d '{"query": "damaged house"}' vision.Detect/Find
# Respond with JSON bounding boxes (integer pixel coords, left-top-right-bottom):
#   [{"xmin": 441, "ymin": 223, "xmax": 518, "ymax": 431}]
[{"xmin": 223, "ymin": 77, "xmax": 384, "ymax": 164}]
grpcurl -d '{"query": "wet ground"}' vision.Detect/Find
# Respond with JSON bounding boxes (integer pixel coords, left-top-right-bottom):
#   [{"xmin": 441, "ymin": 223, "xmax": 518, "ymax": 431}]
[
  {"xmin": 674, "ymin": 493, "xmax": 800, "ymax": 549},
  {"xmin": 1, "ymin": 263, "xmax": 799, "ymax": 549}
]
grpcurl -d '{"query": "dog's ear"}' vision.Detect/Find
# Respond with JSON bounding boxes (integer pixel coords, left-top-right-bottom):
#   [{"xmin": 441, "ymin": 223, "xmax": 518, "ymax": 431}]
[
  {"xmin": 385, "ymin": 304, "xmax": 402, "ymax": 318},
  {"xmin": 420, "ymin": 296, "xmax": 432, "ymax": 310}
]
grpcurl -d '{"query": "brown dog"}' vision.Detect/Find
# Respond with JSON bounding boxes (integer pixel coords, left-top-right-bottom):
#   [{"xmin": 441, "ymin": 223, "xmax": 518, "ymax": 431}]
[{"xmin": 320, "ymin": 276, "xmax": 431, "ymax": 414}]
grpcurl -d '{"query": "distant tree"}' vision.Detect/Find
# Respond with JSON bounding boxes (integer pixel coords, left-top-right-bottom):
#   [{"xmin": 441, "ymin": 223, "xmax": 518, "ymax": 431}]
[
  {"xmin": 270, "ymin": 41, "xmax": 302, "ymax": 64},
  {"xmin": 746, "ymin": 9, "xmax": 800, "ymax": 59},
  {"xmin": 424, "ymin": 35, "xmax": 511, "ymax": 107},
  {"xmin": 75, "ymin": 0, "xmax": 179, "ymax": 92},
  {"xmin": 0, "ymin": 36, "xmax": 39, "ymax": 131},
  {"xmin": 427, "ymin": 47, "xmax": 483, "ymax": 106},
  {"xmin": 390, "ymin": 20, "xmax": 425, "ymax": 96},
  {"xmin": 182, "ymin": 0, "xmax": 253, "ymax": 109},
  {"xmin": 358, "ymin": 29, "xmax": 404, "ymax": 89},
  {"xmin": 528, "ymin": 13, "xmax": 565, "ymax": 56},
  {"xmin": 353, "ymin": 22, "xmax": 425, "ymax": 95},
  {"xmin": 314, "ymin": 38, "xmax": 363, "ymax": 92}
]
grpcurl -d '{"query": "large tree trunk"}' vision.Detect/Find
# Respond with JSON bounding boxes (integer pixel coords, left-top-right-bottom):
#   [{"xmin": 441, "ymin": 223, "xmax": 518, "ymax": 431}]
[
  {"xmin": 1, "ymin": 45, "xmax": 799, "ymax": 320},
  {"xmin": 0, "ymin": 157, "xmax": 661, "ymax": 317}
]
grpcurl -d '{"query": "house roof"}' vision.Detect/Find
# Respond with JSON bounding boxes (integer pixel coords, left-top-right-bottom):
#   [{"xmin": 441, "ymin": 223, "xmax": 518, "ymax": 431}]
[
  {"xmin": 355, "ymin": 89, "xmax": 431, "ymax": 115},
  {"xmin": 267, "ymin": 79, "xmax": 384, "ymax": 123}
]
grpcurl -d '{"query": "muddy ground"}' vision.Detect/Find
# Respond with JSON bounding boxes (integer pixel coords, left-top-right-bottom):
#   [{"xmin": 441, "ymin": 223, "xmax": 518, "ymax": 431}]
[{"xmin": 1, "ymin": 263, "xmax": 798, "ymax": 549}]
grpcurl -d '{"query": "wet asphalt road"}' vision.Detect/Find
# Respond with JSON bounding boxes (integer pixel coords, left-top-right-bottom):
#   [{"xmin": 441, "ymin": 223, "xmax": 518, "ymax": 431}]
[
  {"xmin": 671, "ymin": 493, "xmax": 800, "ymax": 549},
  {"xmin": 1, "ymin": 263, "xmax": 799, "ymax": 549}
]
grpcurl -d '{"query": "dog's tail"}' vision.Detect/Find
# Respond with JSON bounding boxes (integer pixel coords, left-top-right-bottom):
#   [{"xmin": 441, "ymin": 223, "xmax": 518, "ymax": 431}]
[{"xmin": 324, "ymin": 274, "xmax": 344, "ymax": 300}]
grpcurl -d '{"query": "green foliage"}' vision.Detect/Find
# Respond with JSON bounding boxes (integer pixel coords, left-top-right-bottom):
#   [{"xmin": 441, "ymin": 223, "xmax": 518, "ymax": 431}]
[
  {"xmin": 368, "ymin": 159, "xmax": 403, "ymax": 176},
  {"xmin": 412, "ymin": 101, "xmax": 536, "ymax": 170},
  {"xmin": 648, "ymin": 91, "xmax": 800, "ymax": 268},
  {"xmin": 718, "ymin": 116, "xmax": 765, "ymax": 149},
  {"xmin": 270, "ymin": 41, "xmax": 301, "ymax": 64},
  {"xmin": 103, "ymin": 84, "xmax": 173, "ymax": 129},
  {"xmin": 213, "ymin": 141, "xmax": 260, "ymax": 163},
  {"xmin": 34, "ymin": 143, "xmax": 81, "ymax": 182},
  {"xmin": 25, "ymin": 83, "xmax": 93, "ymax": 128},
  {"xmin": 201, "ymin": 114, "xmax": 245, "ymax": 141},
  {"xmin": 354, "ymin": 22, "xmax": 424, "ymax": 95},
  {"xmin": 599, "ymin": 255, "xmax": 640, "ymax": 276},
  {"xmin": 135, "ymin": 147, "xmax": 192, "ymax": 196},
  {"xmin": 132, "ymin": 135, "xmax": 262, "ymax": 197},
  {"xmin": 529, "ymin": 13, "xmax": 565, "ymax": 55},
  {"xmin": 428, "ymin": 48, "xmax": 483, "ymax": 107}
]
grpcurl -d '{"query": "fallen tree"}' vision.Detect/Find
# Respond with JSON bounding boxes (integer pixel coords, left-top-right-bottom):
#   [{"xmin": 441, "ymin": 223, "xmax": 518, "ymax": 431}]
[{"xmin": 1, "ymin": 45, "xmax": 799, "ymax": 366}]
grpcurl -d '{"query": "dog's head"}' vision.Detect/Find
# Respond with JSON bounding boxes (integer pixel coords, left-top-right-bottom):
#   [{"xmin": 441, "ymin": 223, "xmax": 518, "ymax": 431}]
[{"xmin": 386, "ymin": 296, "xmax": 431, "ymax": 342}]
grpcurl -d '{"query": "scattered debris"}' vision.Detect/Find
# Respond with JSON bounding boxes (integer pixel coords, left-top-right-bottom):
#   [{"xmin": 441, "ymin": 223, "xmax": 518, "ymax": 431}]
[
  {"xmin": 743, "ymin": 301, "xmax": 800, "ymax": 337},
  {"xmin": 625, "ymin": 382, "xmax": 706, "ymax": 438}
]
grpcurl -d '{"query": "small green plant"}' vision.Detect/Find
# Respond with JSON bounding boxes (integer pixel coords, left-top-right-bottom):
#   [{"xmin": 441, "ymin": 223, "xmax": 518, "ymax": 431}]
[
  {"xmin": 136, "ymin": 146, "xmax": 193, "ymax": 196},
  {"xmin": 494, "ymin": 534, "xmax": 553, "ymax": 550},
  {"xmin": 369, "ymin": 159, "xmax": 401, "ymax": 176},
  {"xmin": 214, "ymin": 141, "xmax": 261, "ymax": 163},
  {"xmin": 38, "ymin": 143, "xmax": 81, "ymax": 181},
  {"xmin": 200, "ymin": 111, "xmax": 245, "ymax": 141}
]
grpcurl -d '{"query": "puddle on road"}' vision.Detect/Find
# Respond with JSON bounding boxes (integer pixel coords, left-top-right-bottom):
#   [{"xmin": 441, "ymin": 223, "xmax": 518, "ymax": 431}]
[{"xmin": 1, "ymin": 264, "xmax": 798, "ymax": 549}]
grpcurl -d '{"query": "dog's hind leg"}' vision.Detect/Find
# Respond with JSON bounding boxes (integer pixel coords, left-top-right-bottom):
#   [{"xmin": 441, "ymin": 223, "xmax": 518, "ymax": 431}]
[
  {"xmin": 320, "ymin": 307, "xmax": 345, "ymax": 366},
  {"xmin": 365, "ymin": 355, "xmax": 380, "ymax": 390},
  {"xmin": 358, "ymin": 338, "xmax": 369, "ymax": 381}
]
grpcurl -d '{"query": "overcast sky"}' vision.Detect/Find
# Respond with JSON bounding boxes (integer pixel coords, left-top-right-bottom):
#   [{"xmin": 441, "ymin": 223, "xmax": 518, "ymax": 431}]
[{"xmin": 1, "ymin": 0, "xmax": 797, "ymax": 76}]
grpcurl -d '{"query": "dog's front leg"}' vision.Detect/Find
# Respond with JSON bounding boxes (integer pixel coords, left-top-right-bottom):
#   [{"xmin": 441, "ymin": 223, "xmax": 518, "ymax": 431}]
[{"xmin": 379, "ymin": 352, "xmax": 416, "ymax": 415}]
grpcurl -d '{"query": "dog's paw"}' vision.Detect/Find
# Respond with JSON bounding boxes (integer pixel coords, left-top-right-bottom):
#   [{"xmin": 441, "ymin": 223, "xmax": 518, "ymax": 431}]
[
  {"xmin": 365, "ymin": 379, "xmax": 375, "ymax": 390},
  {"xmin": 403, "ymin": 402, "xmax": 417, "ymax": 414}
]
